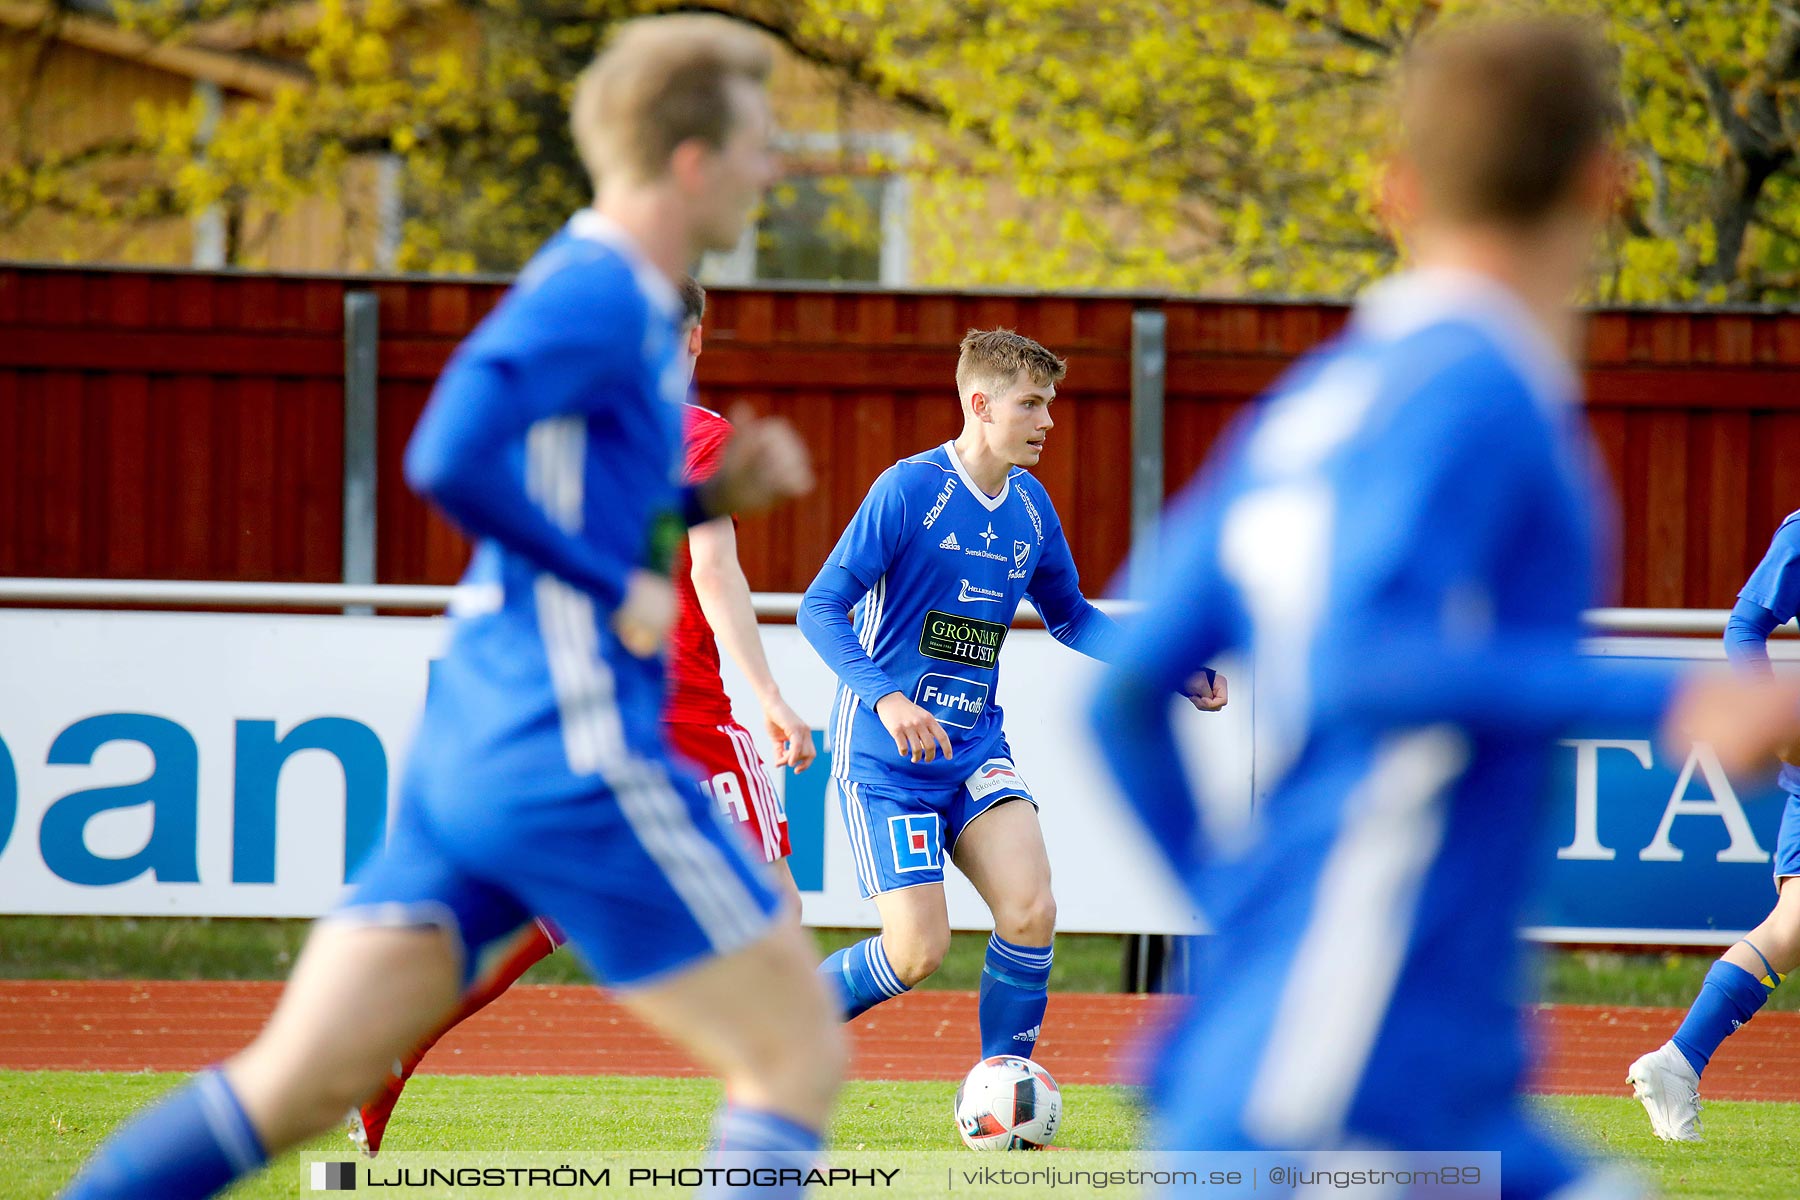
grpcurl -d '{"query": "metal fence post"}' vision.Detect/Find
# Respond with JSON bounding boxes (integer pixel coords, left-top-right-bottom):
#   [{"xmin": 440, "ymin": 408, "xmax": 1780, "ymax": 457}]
[
  {"xmin": 342, "ymin": 292, "xmax": 379, "ymax": 616},
  {"xmin": 1129, "ymin": 308, "xmax": 1167, "ymax": 594},
  {"xmin": 1126, "ymin": 305, "xmax": 1171, "ymax": 991}
]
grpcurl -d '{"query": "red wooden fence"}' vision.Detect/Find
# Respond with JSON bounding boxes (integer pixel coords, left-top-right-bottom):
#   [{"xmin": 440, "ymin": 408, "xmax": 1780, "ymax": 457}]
[{"xmin": 1, "ymin": 264, "xmax": 1796, "ymax": 607}]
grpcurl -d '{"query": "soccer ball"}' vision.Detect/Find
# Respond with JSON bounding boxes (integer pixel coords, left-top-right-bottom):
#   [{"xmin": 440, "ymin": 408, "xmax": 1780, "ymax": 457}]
[{"xmin": 953, "ymin": 1055, "xmax": 1062, "ymax": 1150}]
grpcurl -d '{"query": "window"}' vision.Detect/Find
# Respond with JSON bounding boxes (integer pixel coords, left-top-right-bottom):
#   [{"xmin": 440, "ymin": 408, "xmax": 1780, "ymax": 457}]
[
  {"xmin": 757, "ymin": 175, "xmax": 884, "ymax": 283},
  {"xmin": 702, "ymin": 134, "xmax": 910, "ymax": 286}
]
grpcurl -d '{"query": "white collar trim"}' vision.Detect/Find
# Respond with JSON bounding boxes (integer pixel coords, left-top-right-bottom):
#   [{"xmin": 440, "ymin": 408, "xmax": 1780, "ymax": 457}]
[
  {"xmin": 1353, "ymin": 267, "xmax": 1578, "ymax": 412},
  {"xmin": 943, "ymin": 441, "xmax": 1010, "ymax": 510},
  {"xmin": 566, "ymin": 209, "xmax": 683, "ymax": 322}
]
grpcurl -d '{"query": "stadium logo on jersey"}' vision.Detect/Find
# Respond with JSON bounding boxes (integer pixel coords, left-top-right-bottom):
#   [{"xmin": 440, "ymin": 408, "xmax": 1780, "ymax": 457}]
[
  {"xmin": 915, "ymin": 673, "xmax": 991, "ymax": 729},
  {"xmin": 1009, "ymin": 540, "xmax": 1032, "ymax": 580},
  {"xmin": 958, "ymin": 579, "xmax": 1007, "ymax": 604},
  {"xmin": 939, "ymin": 532, "xmax": 961, "ymax": 551},
  {"xmin": 923, "ymin": 478, "xmax": 959, "ymax": 529},
  {"xmin": 919, "ymin": 610, "xmax": 1007, "ymax": 670},
  {"xmin": 889, "ymin": 813, "xmax": 943, "ymax": 873},
  {"xmin": 967, "ymin": 757, "xmax": 1028, "ymax": 801}
]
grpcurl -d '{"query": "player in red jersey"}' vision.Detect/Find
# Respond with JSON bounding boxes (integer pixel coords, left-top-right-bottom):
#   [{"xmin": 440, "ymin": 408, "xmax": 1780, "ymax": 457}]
[
  {"xmin": 663, "ymin": 274, "xmax": 813, "ymax": 908},
  {"xmin": 348, "ymin": 276, "xmax": 813, "ymax": 1155}
]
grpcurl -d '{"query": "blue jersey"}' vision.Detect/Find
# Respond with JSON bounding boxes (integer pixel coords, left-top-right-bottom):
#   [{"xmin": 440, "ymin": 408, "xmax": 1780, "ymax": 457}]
[
  {"xmin": 1736, "ymin": 510, "xmax": 1800, "ymax": 796},
  {"xmin": 403, "ymin": 210, "xmax": 691, "ymax": 794},
  {"xmin": 1092, "ymin": 269, "xmax": 1679, "ymax": 1164},
  {"xmin": 799, "ymin": 443, "xmax": 1116, "ymax": 787},
  {"xmin": 1740, "ymin": 511, "xmax": 1800, "ymax": 620}
]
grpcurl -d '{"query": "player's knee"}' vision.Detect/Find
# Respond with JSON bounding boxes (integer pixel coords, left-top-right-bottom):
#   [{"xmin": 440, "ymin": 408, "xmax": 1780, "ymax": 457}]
[
  {"xmin": 1747, "ymin": 896, "xmax": 1800, "ymax": 969},
  {"xmin": 994, "ymin": 891, "xmax": 1056, "ymax": 945},
  {"xmin": 1752, "ymin": 925, "xmax": 1800, "ymax": 972},
  {"xmin": 884, "ymin": 927, "xmax": 949, "ymax": 985}
]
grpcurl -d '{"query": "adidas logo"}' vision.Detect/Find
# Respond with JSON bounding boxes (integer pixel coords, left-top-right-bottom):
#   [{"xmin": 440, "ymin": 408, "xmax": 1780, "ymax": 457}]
[
  {"xmin": 1012, "ymin": 1024, "xmax": 1040, "ymax": 1043},
  {"xmin": 939, "ymin": 532, "xmax": 961, "ymax": 550}
]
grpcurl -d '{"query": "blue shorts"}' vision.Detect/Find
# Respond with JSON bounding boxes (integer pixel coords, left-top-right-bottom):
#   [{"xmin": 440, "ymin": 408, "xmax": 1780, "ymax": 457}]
[
  {"xmin": 837, "ymin": 749, "xmax": 1035, "ymax": 898},
  {"xmin": 1774, "ymin": 786, "xmax": 1800, "ymax": 884},
  {"xmin": 334, "ymin": 738, "xmax": 781, "ymax": 990}
]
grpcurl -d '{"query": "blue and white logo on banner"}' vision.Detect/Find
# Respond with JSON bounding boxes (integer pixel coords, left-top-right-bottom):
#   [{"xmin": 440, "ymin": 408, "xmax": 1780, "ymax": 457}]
[{"xmin": 1529, "ymin": 652, "xmax": 1795, "ymax": 942}]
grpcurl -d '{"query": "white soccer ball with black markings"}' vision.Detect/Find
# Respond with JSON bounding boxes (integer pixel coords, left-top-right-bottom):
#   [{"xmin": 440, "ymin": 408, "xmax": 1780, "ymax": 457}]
[{"xmin": 954, "ymin": 1055, "xmax": 1062, "ymax": 1150}]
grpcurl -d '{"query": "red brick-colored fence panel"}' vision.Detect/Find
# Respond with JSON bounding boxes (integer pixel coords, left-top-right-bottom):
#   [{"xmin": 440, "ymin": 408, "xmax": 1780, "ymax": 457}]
[{"xmin": 3, "ymin": 264, "xmax": 1796, "ymax": 605}]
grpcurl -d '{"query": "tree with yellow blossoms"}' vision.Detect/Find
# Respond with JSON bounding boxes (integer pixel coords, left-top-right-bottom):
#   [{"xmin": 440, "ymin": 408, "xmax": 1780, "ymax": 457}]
[{"xmin": 7, "ymin": 0, "xmax": 1800, "ymax": 301}]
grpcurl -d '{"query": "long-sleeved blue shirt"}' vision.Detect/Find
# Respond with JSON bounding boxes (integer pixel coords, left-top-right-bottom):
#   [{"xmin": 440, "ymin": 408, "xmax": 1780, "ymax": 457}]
[
  {"xmin": 1092, "ymin": 269, "xmax": 1681, "ymax": 897},
  {"xmin": 1728, "ymin": 511, "xmax": 1800, "ymax": 794},
  {"xmin": 402, "ymin": 211, "xmax": 695, "ymax": 786},
  {"xmin": 800, "ymin": 442, "xmax": 1116, "ymax": 787}
]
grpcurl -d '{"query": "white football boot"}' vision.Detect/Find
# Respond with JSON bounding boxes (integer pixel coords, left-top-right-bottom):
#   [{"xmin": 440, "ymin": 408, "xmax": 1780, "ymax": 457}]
[
  {"xmin": 345, "ymin": 1106, "xmax": 374, "ymax": 1157},
  {"xmin": 1626, "ymin": 1041, "xmax": 1703, "ymax": 1142}
]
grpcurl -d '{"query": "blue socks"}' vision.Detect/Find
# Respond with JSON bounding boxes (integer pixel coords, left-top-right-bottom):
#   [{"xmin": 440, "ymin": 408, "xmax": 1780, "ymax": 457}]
[
  {"xmin": 979, "ymin": 934, "xmax": 1052, "ymax": 1059},
  {"xmin": 820, "ymin": 934, "xmax": 909, "ymax": 1020},
  {"xmin": 821, "ymin": 930, "xmax": 1053, "ymax": 1060},
  {"xmin": 703, "ymin": 1105, "xmax": 822, "ymax": 1198},
  {"xmin": 1672, "ymin": 951, "xmax": 1781, "ymax": 1075},
  {"xmin": 61, "ymin": 1069, "xmax": 266, "ymax": 1199}
]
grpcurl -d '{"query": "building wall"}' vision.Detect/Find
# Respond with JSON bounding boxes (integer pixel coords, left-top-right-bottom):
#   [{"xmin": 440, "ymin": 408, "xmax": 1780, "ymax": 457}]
[
  {"xmin": 0, "ymin": 34, "xmax": 197, "ymax": 264},
  {"xmin": 1, "ymin": 30, "xmax": 381, "ymax": 271}
]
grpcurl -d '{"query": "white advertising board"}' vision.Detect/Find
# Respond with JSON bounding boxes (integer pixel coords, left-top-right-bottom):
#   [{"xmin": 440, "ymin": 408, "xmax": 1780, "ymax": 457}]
[{"xmin": 0, "ymin": 609, "xmax": 1244, "ymax": 933}]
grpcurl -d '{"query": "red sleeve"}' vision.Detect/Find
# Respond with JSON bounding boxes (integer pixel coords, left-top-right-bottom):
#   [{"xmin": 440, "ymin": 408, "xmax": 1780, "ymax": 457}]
[{"xmin": 682, "ymin": 408, "xmax": 733, "ymax": 486}]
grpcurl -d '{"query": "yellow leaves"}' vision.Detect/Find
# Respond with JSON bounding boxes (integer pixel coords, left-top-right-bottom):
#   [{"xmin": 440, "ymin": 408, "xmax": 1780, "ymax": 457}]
[
  {"xmin": 6, "ymin": 0, "xmax": 1786, "ymax": 297},
  {"xmin": 1614, "ymin": 238, "xmax": 1686, "ymax": 303},
  {"xmin": 350, "ymin": 33, "xmax": 394, "ymax": 81}
]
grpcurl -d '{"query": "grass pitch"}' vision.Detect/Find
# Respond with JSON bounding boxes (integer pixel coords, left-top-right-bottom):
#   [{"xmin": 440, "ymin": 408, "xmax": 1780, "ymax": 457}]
[
  {"xmin": 15, "ymin": 1070, "xmax": 1135, "ymax": 1198},
  {"xmin": 11, "ymin": 1069, "xmax": 1799, "ymax": 1200},
  {"xmin": 3, "ymin": 914, "xmax": 1786, "ymax": 1009}
]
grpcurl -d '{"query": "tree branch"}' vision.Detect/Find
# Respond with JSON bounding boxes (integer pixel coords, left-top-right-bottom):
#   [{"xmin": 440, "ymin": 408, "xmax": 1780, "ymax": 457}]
[{"xmin": 1243, "ymin": 0, "xmax": 1397, "ymax": 57}]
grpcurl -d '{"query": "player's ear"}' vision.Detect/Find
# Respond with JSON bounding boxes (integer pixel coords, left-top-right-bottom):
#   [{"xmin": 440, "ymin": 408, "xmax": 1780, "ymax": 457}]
[
  {"xmin": 1376, "ymin": 156, "xmax": 1419, "ymax": 243},
  {"xmin": 1583, "ymin": 144, "xmax": 1630, "ymax": 224},
  {"xmin": 969, "ymin": 391, "xmax": 992, "ymax": 422},
  {"xmin": 669, "ymin": 138, "xmax": 711, "ymax": 195}
]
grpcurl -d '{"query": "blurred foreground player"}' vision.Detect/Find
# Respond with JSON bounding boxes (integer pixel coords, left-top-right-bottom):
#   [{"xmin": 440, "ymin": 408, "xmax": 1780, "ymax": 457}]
[
  {"xmin": 799, "ymin": 328, "xmax": 1224, "ymax": 1061},
  {"xmin": 1629, "ymin": 509, "xmax": 1800, "ymax": 1141},
  {"xmin": 1090, "ymin": 19, "xmax": 1800, "ymax": 1198},
  {"xmin": 348, "ymin": 276, "xmax": 814, "ymax": 1156},
  {"xmin": 61, "ymin": 17, "xmax": 843, "ymax": 1200}
]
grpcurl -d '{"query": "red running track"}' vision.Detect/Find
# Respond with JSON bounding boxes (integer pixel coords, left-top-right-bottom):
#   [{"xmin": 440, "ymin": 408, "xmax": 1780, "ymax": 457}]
[{"xmin": 4, "ymin": 982, "xmax": 1799, "ymax": 1100}]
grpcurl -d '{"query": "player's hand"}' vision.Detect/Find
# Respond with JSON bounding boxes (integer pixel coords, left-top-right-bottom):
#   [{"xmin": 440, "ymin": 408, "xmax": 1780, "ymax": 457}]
[
  {"xmin": 1185, "ymin": 668, "xmax": 1228, "ymax": 712},
  {"xmin": 611, "ymin": 570, "xmax": 675, "ymax": 658},
  {"xmin": 874, "ymin": 693, "xmax": 955, "ymax": 763},
  {"xmin": 1662, "ymin": 671, "xmax": 1800, "ymax": 776},
  {"xmin": 762, "ymin": 696, "xmax": 816, "ymax": 773},
  {"xmin": 699, "ymin": 407, "xmax": 814, "ymax": 517}
]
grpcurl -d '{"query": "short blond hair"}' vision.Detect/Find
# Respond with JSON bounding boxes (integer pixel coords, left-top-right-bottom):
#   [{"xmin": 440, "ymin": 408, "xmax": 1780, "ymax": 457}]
[
  {"xmin": 1401, "ymin": 17, "xmax": 1620, "ymax": 226},
  {"xmin": 955, "ymin": 328, "xmax": 1067, "ymax": 400},
  {"xmin": 571, "ymin": 16, "xmax": 772, "ymax": 187}
]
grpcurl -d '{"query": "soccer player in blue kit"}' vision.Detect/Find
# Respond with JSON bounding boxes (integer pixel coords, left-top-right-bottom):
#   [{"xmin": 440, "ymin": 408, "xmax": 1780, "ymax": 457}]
[
  {"xmin": 799, "ymin": 329, "xmax": 1226, "ymax": 1059},
  {"xmin": 1087, "ymin": 19, "xmax": 1800, "ymax": 1198},
  {"xmin": 1630, "ymin": 509, "xmax": 1800, "ymax": 1141},
  {"xmin": 60, "ymin": 17, "xmax": 842, "ymax": 1200}
]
